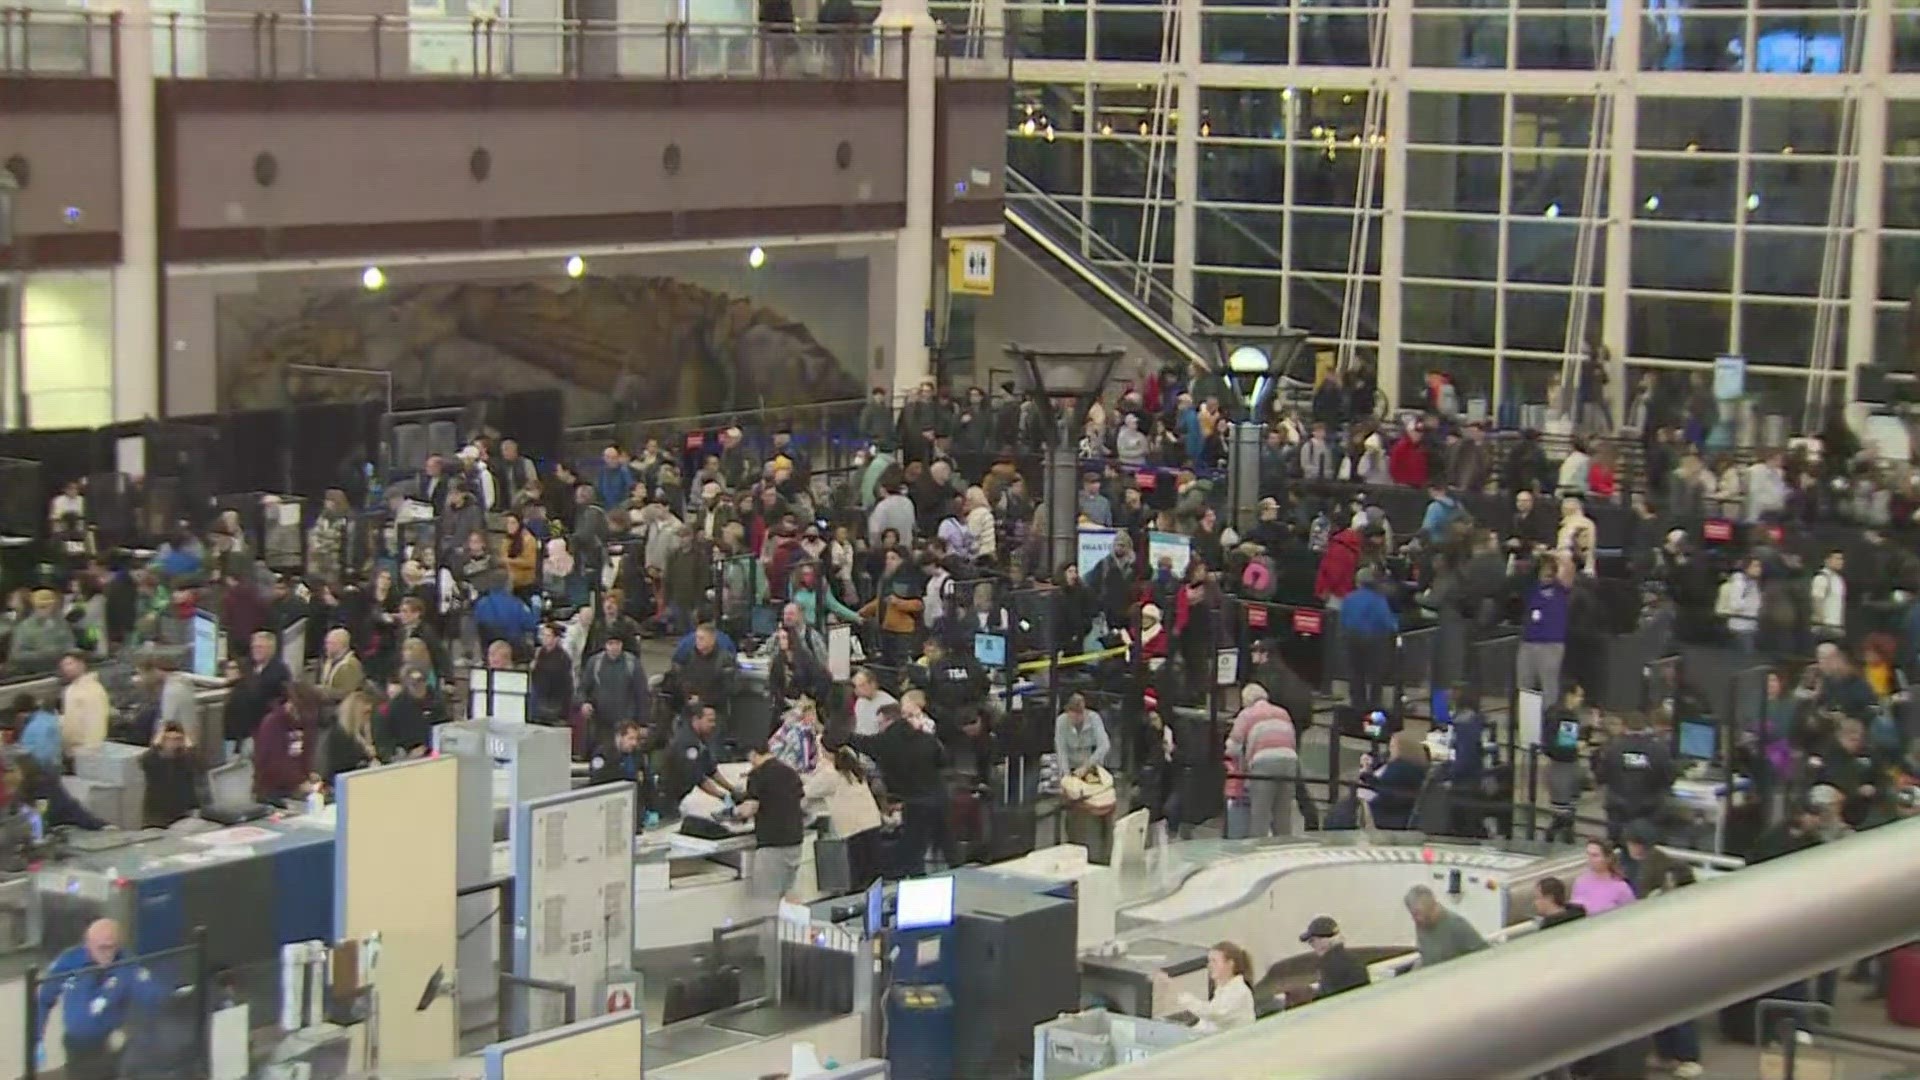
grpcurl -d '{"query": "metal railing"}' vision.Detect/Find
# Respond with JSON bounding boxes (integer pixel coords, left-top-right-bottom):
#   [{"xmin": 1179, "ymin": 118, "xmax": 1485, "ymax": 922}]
[
  {"xmin": 0, "ymin": 9, "xmax": 1007, "ymax": 81},
  {"xmin": 558, "ymin": 395, "xmax": 869, "ymax": 471},
  {"xmin": 1096, "ymin": 816, "xmax": 1920, "ymax": 1080},
  {"xmin": 0, "ymin": 8, "xmax": 117, "ymax": 77},
  {"xmin": 1003, "ymin": 168, "xmax": 1215, "ymax": 371},
  {"xmin": 154, "ymin": 13, "xmax": 913, "ymax": 81},
  {"xmin": 1777, "ymin": 1023, "xmax": 1920, "ymax": 1080},
  {"xmin": 1360, "ymin": 844, "xmax": 1743, "ymax": 983}
]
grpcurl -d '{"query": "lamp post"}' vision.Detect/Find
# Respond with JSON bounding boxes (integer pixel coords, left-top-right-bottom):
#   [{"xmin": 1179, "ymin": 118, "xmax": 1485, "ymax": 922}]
[
  {"xmin": 1199, "ymin": 327, "xmax": 1310, "ymax": 536},
  {"xmin": 0, "ymin": 171, "xmax": 22, "ymax": 431},
  {"xmin": 1004, "ymin": 344, "xmax": 1124, "ymax": 578}
]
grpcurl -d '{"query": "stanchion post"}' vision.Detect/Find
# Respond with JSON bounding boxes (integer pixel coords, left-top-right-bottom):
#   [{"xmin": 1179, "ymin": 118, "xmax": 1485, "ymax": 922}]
[
  {"xmin": 23, "ymin": 963, "xmax": 38, "ymax": 1080},
  {"xmin": 1524, "ymin": 744, "xmax": 1541, "ymax": 840}
]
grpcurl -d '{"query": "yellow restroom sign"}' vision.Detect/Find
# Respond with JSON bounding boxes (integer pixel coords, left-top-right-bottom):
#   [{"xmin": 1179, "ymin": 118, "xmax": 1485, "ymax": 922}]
[{"xmin": 949, "ymin": 239, "xmax": 996, "ymax": 295}]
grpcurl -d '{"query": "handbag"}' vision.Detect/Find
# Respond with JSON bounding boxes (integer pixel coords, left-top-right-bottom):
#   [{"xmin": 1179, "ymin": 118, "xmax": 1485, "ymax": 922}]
[
  {"xmin": 1060, "ymin": 766, "xmax": 1117, "ymax": 816},
  {"xmin": 815, "ymin": 833, "xmax": 853, "ymax": 894},
  {"xmin": 1323, "ymin": 782, "xmax": 1375, "ymax": 831}
]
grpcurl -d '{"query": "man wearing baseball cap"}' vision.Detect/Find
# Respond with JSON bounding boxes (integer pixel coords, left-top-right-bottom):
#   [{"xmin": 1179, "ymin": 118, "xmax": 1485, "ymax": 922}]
[{"xmin": 1300, "ymin": 915, "xmax": 1370, "ymax": 1000}]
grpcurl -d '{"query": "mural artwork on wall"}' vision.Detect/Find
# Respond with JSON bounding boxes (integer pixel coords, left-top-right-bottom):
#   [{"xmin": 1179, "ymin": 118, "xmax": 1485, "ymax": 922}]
[{"xmin": 216, "ymin": 275, "xmax": 861, "ymax": 420}]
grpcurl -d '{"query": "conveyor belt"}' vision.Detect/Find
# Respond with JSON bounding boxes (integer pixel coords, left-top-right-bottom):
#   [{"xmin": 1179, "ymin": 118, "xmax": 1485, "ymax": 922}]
[{"xmin": 1125, "ymin": 844, "xmax": 1540, "ymax": 925}]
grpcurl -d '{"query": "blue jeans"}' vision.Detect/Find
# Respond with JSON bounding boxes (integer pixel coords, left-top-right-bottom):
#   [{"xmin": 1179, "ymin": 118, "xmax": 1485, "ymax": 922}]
[
  {"xmin": 1653, "ymin": 1019, "xmax": 1700, "ymax": 1063},
  {"xmin": 1225, "ymin": 798, "xmax": 1250, "ymax": 839}
]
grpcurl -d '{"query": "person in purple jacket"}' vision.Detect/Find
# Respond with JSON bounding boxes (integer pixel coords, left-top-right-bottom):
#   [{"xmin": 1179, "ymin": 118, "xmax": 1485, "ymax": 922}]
[{"xmin": 1517, "ymin": 552, "xmax": 1573, "ymax": 700}]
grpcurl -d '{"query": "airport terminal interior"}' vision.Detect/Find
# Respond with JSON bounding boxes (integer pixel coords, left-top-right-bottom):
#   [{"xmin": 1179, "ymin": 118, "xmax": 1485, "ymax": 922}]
[{"xmin": 4, "ymin": 0, "xmax": 1920, "ymax": 1076}]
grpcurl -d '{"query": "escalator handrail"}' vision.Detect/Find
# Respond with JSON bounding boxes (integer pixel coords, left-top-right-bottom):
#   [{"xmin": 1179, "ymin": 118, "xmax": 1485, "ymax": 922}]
[
  {"xmin": 1013, "ymin": 78, "xmax": 1380, "ymax": 339},
  {"xmin": 1004, "ymin": 202, "xmax": 1213, "ymax": 372},
  {"xmin": 1004, "ymin": 168, "xmax": 1218, "ymax": 332}
]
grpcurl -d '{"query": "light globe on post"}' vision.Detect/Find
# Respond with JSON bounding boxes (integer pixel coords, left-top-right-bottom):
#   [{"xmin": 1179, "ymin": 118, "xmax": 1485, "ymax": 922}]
[
  {"xmin": 1226, "ymin": 343, "xmax": 1276, "ymax": 412},
  {"xmin": 1199, "ymin": 325, "xmax": 1310, "ymax": 534}
]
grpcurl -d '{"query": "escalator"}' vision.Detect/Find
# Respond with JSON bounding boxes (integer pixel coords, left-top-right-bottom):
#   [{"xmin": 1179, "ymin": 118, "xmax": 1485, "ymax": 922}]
[
  {"xmin": 1002, "ymin": 168, "xmax": 1215, "ymax": 371},
  {"xmin": 1002, "ymin": 165, "xmax": 1380, "ymax": 379}
]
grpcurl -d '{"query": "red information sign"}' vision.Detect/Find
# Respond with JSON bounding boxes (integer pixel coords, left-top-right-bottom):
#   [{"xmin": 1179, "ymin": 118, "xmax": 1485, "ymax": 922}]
[
  {"xmin": 1292, "ymin": 608, "xmax": 1323, "ymax": 635},
  {"xmin": 1136, "ymin": 471, "xmax": 1157, "ymax": 491},
  {"xmin": 1246, "ymin": 605, "xmax": 1269, "ymax": 629},
  {"xmin": 1703, "ymin": 519, "xmax": 1733, "ymax": 542},
  {"xmin": 684, "ymin": 432, "xmax": 705, "ymax": 450}
]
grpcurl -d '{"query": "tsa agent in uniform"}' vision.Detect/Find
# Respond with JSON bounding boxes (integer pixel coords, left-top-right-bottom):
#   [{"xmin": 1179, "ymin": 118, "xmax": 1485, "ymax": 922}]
[
  {"xmin": 589, "ymin": 719, "xmax": 659, "ymax": 829},
  {"xmin": 664, "ymin": 706, "xmax": 742, "ymax": 811},
  {"xmin": 36, "ymin": 919, "xmax": 169, "ymax": 1080}
]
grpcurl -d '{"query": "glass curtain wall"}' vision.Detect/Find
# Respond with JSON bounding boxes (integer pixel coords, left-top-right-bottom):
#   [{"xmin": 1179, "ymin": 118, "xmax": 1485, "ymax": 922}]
[{"xmin": 1004, "ymin": 0, "xmax": 1893, "ymax": 412}]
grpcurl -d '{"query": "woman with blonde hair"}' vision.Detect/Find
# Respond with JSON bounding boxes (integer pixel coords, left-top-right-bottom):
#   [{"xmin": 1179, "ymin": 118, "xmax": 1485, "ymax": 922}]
[
  {"xmin": 320, "ymin": 690, "xmax": 379, "ymax": 783},
  {"xmin": 401, "ymin": 638, "xmax": 439, "ymax": 694},
  {"xmin": 899, "ymin": 689, "xmax": 937, "ymax": 734},
  {"xmin": 1359, "ymin": 729, "xmax": 1430, "ymax": 830}
]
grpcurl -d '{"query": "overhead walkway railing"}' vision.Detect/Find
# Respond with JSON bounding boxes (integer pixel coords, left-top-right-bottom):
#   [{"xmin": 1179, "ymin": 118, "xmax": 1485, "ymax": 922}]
[
  {"xmin": 1004, "ymin": 168, "xmax": 1214, "ymax": 372},
  {"xmin": 0, "ymin": 8, "xmax": 980, "ymax": 81},
  {"xmin": 1094, "ymin": 816, "xmax": 1920, "ymax": 1080}
]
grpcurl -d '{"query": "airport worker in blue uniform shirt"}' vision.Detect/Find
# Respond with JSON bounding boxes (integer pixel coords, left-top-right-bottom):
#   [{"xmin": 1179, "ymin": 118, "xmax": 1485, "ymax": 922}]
[
  {"xmin": 36, "ymin": 919, "xmax": 170, "ymax": 1080},
  {"xmin": 590, "ymin": 719, "xmax": 660, "ymax": 829}
]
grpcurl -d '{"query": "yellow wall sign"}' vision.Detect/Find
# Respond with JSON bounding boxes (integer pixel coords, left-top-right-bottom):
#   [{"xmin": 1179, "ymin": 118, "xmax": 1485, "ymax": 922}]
[
  {"xmin": 1221, "ymin": 295, "xmax": 1244, "ymax": 326},
  {"xmin": 949, "ymin": 239, "xmax": 996, "ymax": 296},
  {"xmin": 1315, "ymin": 347, "xmax": 1338, "ymax": 386}
]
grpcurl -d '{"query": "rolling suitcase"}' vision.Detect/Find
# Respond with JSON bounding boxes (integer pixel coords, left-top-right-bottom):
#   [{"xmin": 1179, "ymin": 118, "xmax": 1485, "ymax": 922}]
[
  {"xmin": 947, "ymin": 785, "xmax": 985, "ymax": 865},
  {"xmin": 986, "ymin": 758, "xmax": 1036, "ymax": 862},
  {"xmin": 1887, "ymin": 944, "xmax": 1920, "ymax": 1027}
]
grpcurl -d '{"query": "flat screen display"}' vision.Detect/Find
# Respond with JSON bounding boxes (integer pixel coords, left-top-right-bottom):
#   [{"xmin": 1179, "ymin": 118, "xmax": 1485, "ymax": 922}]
[
  {"xmin": 864, "ymin": 879, "xmax": 886, "ymax": 937},
  {"xmin": 1679, "ymin": 720, "xmax": 1717, "ymax": 761},
  {"xmin": 895, "ymin": 875, "xmax": 956, "ymax": 931},
  {"xmin": 974, "ymin": 632, "xmax": 1007, "ymax": 667}
]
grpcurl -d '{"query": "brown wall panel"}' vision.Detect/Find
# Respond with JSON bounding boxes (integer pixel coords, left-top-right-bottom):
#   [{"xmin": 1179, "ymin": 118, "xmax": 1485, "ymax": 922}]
[
  {"xmin": 0, "ymin": 78, "xmax": 121, "ymax": 267},
  {"xmin": 160, "ymin": 80, "xmax": 909, "ymax": 259},
  {"xmin": 937, "ymin": 78, "xmax": 1007, "ymax": 228}
]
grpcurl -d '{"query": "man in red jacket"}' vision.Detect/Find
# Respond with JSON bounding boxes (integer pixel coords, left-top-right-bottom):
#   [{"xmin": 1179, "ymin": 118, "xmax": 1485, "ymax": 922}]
[{"xmin": 1315, "ymin": 525, "xmax": 1365, "ymax": 603}]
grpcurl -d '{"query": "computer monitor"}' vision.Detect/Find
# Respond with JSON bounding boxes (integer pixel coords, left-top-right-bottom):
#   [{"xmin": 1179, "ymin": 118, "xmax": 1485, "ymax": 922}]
[
  {"xmin": 895, "ymin": 875, "xmax": 956, "ymax": 931},
  {"xmin": 864, "ymin": 879, "xmax": 886, "ymax": 937},
  {"xmin": 1678, "ymin": 719, "xmax": 1718, "ymax": 762},
  {"xmin": 191, "ymin": 609, "xmax": 223, "ymax": 678},
  {"xmin": 974, "ymin": 632, "xmax": 1007, "ymax": 668}
]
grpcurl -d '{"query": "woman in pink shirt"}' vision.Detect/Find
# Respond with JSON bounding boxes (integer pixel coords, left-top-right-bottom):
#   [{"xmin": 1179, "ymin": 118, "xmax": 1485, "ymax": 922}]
[{"xmin": 1571, "ymin": 839, "xmax": 1637, "ymax": 914}]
